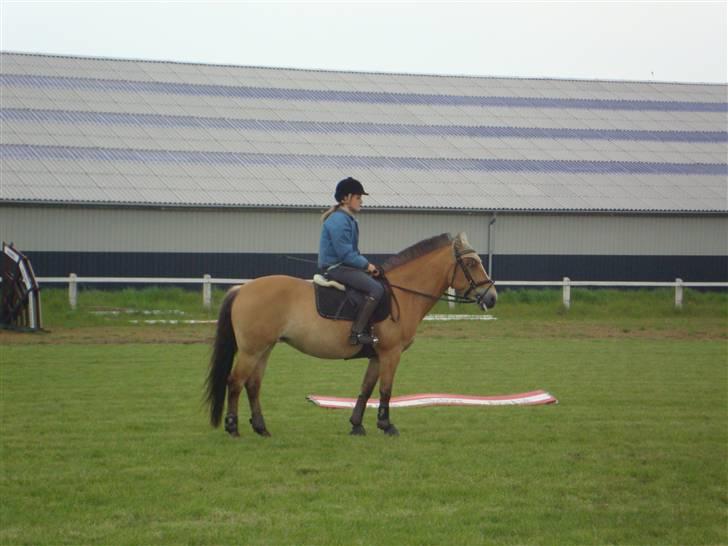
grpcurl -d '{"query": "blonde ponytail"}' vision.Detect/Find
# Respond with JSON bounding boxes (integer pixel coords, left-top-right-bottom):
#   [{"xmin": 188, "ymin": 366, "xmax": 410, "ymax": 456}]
[{"xmin": 320, "ymin": 204, "xmax": 341, "ymax": 222}]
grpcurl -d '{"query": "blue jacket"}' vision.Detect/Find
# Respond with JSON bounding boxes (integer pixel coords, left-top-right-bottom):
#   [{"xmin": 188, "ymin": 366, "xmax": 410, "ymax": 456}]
[{"xmin": 318, "ymin": 209, "xmax": 369, "ymax": 270}]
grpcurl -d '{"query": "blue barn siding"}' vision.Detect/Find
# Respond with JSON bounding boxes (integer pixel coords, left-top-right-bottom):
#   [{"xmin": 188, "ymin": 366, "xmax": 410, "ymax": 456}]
[{"xmin": 26, "ymin": 251, "xmax": 728, "ymax": 284}]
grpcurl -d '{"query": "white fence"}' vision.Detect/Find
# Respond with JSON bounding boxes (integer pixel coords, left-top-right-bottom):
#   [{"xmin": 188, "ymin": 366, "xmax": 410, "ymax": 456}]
[
  {"xmin": 496, "ymin": 279, "xmax": 728, "ymax": 310},
  {"xmin": 37, "ymin": 274, "xmax": 728, "ymax": 311}
]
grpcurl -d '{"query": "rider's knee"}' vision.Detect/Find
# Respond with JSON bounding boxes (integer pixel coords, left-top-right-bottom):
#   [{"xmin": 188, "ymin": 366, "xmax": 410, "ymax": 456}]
[{"xmin": 369, "ymin": 281, "xmax": 384, "ymax": 301}]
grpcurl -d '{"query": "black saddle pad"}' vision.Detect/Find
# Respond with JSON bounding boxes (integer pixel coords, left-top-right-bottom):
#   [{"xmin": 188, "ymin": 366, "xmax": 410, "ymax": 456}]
[{"xmin": 314, "ymin": 282, "xmax": 391, "ymax": 323}]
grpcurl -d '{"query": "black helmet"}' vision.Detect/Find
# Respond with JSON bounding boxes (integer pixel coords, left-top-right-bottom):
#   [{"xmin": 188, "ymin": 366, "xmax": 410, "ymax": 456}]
[{"xmin": 334, "ymin": 177, "xmax": 368, "ymax": 202}]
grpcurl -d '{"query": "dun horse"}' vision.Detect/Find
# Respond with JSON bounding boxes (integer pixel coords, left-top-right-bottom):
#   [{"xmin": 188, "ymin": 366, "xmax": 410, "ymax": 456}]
[{"xmin": 205, "ymin": 232, "xmax": 496, "ymax": 437}]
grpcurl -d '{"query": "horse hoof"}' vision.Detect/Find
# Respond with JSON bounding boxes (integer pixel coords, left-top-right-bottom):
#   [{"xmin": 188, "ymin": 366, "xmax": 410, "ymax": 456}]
[
  {"xmin": 379, "ymin": 424, "xmax": 399, "ymax": 437},
  {"xmin": 350, "ymin": 425, "xmax": 366, "ymax": 436},
  {"xmin": 224, "ymin": 415, "xmax": 239, "ymax": 437},
  {"xmin": 249, "ymin": 417, "xmax": 270, "ymax": 437}
]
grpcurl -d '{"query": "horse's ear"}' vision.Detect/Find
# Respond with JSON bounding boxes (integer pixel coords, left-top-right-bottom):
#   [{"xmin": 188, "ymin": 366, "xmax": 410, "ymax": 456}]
[{"xmin": 454, "ymin": 232, "xmax": 469, "ymax": 250}]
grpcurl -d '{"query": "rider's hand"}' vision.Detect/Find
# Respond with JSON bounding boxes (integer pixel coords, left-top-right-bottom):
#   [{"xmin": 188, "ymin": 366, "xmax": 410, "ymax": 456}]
[{"xmin": 367, "ymin": 263, "xmax": 379, "ymax": 277}]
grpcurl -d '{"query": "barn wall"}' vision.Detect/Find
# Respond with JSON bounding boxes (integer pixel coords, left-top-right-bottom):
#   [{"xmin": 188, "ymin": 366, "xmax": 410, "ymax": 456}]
[{"xmin": 1, "ymin": 205, "xmax": 726, "ymax": 281}]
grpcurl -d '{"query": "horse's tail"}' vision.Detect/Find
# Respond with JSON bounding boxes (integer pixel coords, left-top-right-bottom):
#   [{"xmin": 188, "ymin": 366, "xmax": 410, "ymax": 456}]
[{"xmin": 205, "ymin": 286, "xmax": 240, "ymax": 427}]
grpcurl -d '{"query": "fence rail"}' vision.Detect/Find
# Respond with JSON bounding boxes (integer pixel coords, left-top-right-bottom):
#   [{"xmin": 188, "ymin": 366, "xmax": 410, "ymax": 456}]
[{"xmin": 36, "ymin": 274, "xmax": 728, "ymax": 311}]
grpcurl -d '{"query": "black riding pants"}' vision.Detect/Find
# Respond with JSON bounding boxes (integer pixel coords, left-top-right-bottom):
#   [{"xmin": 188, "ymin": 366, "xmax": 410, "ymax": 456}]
[{"xmin": 326, "ymin": 266, "xmax": 384, "ymax": 303}]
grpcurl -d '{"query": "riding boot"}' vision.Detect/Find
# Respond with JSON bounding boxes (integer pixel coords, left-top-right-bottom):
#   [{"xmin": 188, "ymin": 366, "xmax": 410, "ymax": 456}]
[{"xmin": 349, "ymin": 296, "xmax": 379, "ymax": 346}]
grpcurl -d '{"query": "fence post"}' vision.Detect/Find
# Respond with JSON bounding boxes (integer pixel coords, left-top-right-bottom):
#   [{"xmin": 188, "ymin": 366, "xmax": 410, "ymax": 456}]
[
  {"xmin": 562, "ymin": 277, "xmax": 571, "ymax": 310},
  {"xmin": 447, "ymin": 287, "xmax": 455, "ymax": 310},
  {"xmin": 675, "ymin": 278, "xmax": 683, "ymax": 309},
  {"xmin": 203, "ymin": 274, "xmax": 212, "ymax": 310},
  {"xmin": 69, "ymin": 273, "xmax": 78, "ymax": 310}
]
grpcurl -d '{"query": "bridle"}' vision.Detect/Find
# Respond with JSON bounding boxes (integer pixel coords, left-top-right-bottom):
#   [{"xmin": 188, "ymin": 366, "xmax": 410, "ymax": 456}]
[
  {"xmin": 386, "ymin": 246, "xmax": 495, "ymax": 306},
  {"xmin": 451, "ymin": 248, "xmax": 496, "ymax": 306}
]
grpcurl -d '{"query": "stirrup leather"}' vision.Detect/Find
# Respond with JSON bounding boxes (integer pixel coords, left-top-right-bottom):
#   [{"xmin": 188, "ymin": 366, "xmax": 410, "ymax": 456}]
[{"xmin": 350, "ymin": 295, "xmax": 380, "ymax": 346}]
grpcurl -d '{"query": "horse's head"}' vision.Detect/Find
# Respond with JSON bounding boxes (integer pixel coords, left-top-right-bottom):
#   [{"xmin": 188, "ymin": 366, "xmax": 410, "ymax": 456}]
[{"xmin": 451, "ymin": 232, "xmax": 497, "ymax": 310}]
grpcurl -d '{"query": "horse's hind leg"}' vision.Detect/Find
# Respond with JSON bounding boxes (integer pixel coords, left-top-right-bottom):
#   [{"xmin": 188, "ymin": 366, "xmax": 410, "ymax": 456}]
[
  {"xmin": 225, "ymin": 351, "xmax": 260, "ymax": 437},
  {"xmin": 245, "ymin": 347, "xmax": 273, "ymax": 437},
  {"xmin": 349, "ymin": 357, "xmax": 379, "ymax": 436}
]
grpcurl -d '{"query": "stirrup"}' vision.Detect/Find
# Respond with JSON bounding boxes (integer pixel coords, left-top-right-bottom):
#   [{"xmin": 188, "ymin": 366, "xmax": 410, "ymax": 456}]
[{"xmin": 350, "ymin": 331, "xmax": 379, "ymax": 346}]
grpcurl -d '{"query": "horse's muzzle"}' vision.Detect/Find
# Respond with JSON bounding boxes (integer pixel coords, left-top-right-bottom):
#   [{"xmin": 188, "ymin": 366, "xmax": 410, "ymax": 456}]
[{"xmin": 477, "ymin": 289, "xmax": 497, "ymax": 311}]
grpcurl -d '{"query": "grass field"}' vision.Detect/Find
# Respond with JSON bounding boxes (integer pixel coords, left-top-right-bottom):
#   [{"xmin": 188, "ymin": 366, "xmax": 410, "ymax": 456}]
[
  {"xmin": 20, "ymin": 285, "xmax": 728, "ymax": 334},
  {"xmin": 1, "ymin": 290, "xmax": 726, "ymax": 545}
]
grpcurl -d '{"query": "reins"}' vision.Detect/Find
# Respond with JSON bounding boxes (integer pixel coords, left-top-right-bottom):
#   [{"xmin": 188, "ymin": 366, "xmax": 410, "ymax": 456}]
[
  {"xmin": 383, "ymin": 246, "xmax": 495, "ymax": 319},
  {"xmin": 287, "ymin": 245, "xmax": 494, "ymax": 319},
  {"xmin": 380, "ymin": 248, "xmax": 495, "ymax": 303},
  {"xmin": 377, "ymin": 275, "xmax": 476, "ymax": 325},
  {"xmin": 385, "ymin": 281, "xmax": 480, "ymax": 304}
]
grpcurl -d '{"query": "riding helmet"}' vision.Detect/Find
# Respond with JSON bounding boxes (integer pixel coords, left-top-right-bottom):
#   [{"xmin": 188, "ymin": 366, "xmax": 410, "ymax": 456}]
[{"xmin": 334, "ymin": 177, "xmax": 369, "ymax": 202}]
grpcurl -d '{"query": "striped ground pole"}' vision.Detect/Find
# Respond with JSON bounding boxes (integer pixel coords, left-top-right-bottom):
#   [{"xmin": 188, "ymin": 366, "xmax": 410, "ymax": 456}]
[{"xmin": 307, "ymin": 390, "xmax": 557, "ymax": 409}]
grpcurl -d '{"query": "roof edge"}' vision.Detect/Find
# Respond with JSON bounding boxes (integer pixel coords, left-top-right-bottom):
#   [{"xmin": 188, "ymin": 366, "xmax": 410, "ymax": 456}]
[
  {"xmin": 2, "ymin": 49, "xmax": 726, "ymax": 88},
  {"xmin": 2, "ymin": 200, "xmax": 727, "ymax": 216}
]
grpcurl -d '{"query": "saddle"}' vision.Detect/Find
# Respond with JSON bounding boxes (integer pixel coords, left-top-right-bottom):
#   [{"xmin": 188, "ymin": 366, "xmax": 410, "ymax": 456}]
[{"xmin": 313, "ymin": 274, "xmax": 391, "ymax": 323}]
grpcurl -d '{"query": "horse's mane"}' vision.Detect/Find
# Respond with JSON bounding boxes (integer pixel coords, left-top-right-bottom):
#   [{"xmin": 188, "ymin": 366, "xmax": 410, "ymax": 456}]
[{"xmin": 382, "ymin": 233, "xmax": 454, "ymax": 272}]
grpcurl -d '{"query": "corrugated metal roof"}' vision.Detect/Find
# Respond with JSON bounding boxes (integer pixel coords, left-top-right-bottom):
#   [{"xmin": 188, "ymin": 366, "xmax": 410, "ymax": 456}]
[{"xmin": 0, "ymin": 51, "xmax": 726, "ymax": 213}]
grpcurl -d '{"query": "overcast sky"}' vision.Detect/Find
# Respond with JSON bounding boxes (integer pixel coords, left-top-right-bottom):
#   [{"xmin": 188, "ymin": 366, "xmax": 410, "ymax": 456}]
[{"xmin": 1, "ymin": 1, "xmax": 726, "ymax": 84}]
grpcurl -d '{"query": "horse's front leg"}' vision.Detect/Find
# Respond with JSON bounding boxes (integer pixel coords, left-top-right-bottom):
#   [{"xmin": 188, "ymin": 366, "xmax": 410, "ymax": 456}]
[
  {"xmin": 349, "ymin": 357, "xmax": 379, "ymax": 436},
  {"xmin": 376, "ymin": 350, "xmax": 402, "ymax": 436}
]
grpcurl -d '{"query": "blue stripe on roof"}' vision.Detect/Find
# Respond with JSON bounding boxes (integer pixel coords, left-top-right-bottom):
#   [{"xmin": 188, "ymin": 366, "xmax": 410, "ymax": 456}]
[
  {"xmin": 2, "ymin": 73, "xmax": 726, "ymax": 113},
  {"xmin": 2, "ymin": 107, "xmax": 726, "ymax": 143},
  {"xmin": 2, "ymin": 143, "xmax": 726, "ymax": 175}
]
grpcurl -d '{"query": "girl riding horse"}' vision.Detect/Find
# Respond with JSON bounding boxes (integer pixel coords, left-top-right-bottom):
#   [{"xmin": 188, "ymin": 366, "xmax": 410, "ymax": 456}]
[
  {"xmin": 205, "ymin": 183, "xmax": 497, "ymax": 437},
  {"xmin": 318, "ymin": 177, "xmax": 383, "ymax": 346}
]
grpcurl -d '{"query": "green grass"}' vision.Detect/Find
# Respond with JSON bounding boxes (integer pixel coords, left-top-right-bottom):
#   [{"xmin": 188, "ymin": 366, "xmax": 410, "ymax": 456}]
[
  {"xmin": 2, "ymin": 330, "xmax": 726, "ymax": 545},
  {"xmin": 38, "ymin": 287, "xmax": 230, "ymax": 328},
  {"xmin": 34, "ymin": 286, "xmax": 728, "ymax": 329}
]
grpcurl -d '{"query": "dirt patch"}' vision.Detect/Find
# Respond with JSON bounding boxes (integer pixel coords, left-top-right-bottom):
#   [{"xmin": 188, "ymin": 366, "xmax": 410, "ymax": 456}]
[
  {"xmin": 417, "ymin": 318, "xmax": 727, "ymax": 342},
  {"xmin": 2, "ymin": 317, "xmax": 725, "ymax": 346},
  {"xmin": 0, "ymin": 324, "xmax": 216, "ymax": 345}
]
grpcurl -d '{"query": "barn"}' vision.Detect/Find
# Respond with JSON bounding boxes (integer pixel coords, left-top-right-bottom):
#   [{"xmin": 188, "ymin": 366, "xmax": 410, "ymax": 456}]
[{"xmin": 1, "ymin": 52, "xmax": 726, "ymax": 284}]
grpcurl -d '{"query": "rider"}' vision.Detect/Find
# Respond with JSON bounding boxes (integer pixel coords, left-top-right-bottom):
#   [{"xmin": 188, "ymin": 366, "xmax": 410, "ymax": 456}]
[{"xmin": 318, "ymin": 177, "xmax": 383, "ymax": 346}]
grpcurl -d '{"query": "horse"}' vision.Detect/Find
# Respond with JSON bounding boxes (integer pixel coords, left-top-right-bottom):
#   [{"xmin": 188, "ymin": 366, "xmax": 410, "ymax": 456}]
[{"xmin": 204, "ymin": 232, "xmax": 497, "ymax": 437}]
